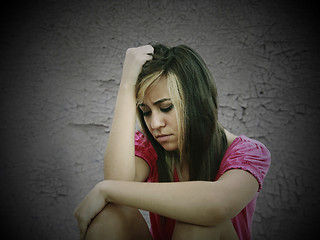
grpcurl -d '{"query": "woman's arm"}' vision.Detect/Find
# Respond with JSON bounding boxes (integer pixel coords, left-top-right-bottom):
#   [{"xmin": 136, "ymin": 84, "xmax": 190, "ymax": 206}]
[
  {"xmin": 74, "ymin": 169, "xmax": 259, "ymax": 238},
  {"xmin": 104, "ymin": 169, "xmax": 259, "ymax": 225},
  {"xmin": 104, "ymin": 45, "xmax": 153, "ymax": 181},
  {"xmin": 104, "ymin": 82, "xmax": 136, "ymax": 180}
]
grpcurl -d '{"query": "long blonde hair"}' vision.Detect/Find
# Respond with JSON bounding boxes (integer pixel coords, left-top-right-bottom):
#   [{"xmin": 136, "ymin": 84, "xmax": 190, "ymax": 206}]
[{"xmin": 136, "ymin": 44, "xmax": 227, "ymax": 182}]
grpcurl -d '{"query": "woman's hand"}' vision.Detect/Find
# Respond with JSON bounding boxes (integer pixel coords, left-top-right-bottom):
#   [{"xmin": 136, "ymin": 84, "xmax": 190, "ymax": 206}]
[
  {"xmin": 74, "ymin": 181, "xmax": 109, "ymax": 240},
  {"xmin": 121, "ymin": 45, "xmax": 154, "ymax": 86}
]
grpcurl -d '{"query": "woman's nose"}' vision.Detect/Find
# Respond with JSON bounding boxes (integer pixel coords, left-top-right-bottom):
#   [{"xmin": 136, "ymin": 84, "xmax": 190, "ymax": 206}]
[{"xmin": 150, "ymin": 112, "xmax": 165, "ymax": 129}]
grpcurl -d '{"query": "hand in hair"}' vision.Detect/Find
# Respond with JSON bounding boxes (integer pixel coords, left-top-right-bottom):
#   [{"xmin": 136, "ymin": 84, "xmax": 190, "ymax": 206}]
[{"xmin": 121, "ymin": 45, "xmax": 154, "ymax": 86}]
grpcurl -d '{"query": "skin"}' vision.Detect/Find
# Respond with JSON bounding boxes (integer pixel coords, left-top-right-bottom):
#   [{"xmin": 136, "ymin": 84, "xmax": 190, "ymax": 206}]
[
  {"xmin": 103, "ymin": 45, "xmax": 154, "ymax": 181},
  {"xmin": 74, "ymin": 45, "xmax": 259, "ymax": 240},
  {"xmin": 138, "ymin": 76, "xmax": 179, "ymax": 152}
]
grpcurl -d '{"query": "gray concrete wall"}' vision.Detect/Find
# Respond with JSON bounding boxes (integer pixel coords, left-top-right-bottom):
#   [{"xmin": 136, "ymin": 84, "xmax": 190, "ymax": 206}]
[{"xmin": 1, "ymin": 0, "xmax": 319, "ymax": 239}]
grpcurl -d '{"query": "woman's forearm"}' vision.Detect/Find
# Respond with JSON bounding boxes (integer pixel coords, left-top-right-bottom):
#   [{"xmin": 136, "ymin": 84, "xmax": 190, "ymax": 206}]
[
  {"xmin": 104, "ymin": 83, "xmax": 136, "ymax": 180},
  {"xmin": 102, "ymin": 180, "xmax": 229, "ymax": 226},
  {"xmin": 103, "ymin": 46, "xmax": 154, "ymax": 181}
]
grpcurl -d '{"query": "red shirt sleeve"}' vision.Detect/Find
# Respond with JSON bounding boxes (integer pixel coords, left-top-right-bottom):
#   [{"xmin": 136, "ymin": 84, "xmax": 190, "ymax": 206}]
[{"xmin": 216, "ymin": 135, "xmax": 271, "ymax": 191}]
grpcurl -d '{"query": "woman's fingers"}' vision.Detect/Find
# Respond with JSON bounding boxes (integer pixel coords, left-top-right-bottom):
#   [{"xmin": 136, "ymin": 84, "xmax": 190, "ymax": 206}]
[
  {"xmin": 144, "ymin": 44, "xmax": 154, "ymax": 56},
  {"xmin": 79, "ymin": 220, "xmax": 89, "ymax": 240},
  {"xmin": 121, "ymin": 45, "xmax": 154, "ymax": 85},
  {"xmin": 74, "ymin": 210, "xmax": 89, "ymax": 240},
  {"xmin": 136, "ymin": 44, "xmax": 154, "ymax": 54},
  {"xmin": 126, "ymin": 45, "xmax": 154, "ymax": 64},
  {"xmin": 74, "ymin": 181, "xmax": 110, "ymax": 240}
]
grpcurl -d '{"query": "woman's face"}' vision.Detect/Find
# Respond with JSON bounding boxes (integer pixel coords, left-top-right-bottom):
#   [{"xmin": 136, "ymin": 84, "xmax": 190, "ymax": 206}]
[{"xmin": 139, "ymin": 76, "xmax": 179, "ymax": 151}]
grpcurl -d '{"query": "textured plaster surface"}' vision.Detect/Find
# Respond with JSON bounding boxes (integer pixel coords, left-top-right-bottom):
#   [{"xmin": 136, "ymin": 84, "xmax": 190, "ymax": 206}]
[{"xmin": 1, "ymin": 0, "xmax": 319, "ymax": 239}]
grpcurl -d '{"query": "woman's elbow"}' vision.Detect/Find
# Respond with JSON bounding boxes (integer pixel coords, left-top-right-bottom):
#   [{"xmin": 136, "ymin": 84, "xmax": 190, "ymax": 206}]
[
  {"xmin": 201, "ymin": 196, "xmax": 233, "ymax": 226},
  {"xmin": 201, "ymin": 208, "xmax": 229, "ymax": 226}
]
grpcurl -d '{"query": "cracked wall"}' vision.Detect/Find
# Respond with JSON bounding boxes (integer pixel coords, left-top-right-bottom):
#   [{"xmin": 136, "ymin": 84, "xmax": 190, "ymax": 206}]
[{"xmin": 1, "ymin": 0, "xmax": 319, "ymax": 239}]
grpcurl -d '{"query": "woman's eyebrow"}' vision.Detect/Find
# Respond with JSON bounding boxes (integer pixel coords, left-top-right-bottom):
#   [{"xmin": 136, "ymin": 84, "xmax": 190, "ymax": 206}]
[
  {"xmin": 138, "ymin": 98, "xmax": 171, "ymax": 108},
  {"xmin": 153, "ymin": 98, "xmax": 171, "ymax": 105}
]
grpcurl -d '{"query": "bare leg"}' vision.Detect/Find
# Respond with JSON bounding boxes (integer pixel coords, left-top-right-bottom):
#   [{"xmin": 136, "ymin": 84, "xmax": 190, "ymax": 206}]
[
  {"xmin": 172, "ymin": 220, "xmax": 238, "ymax": 240},
  {"xmin": 85, "ymin": 203, "xmax": 153, "ymax": 240}
]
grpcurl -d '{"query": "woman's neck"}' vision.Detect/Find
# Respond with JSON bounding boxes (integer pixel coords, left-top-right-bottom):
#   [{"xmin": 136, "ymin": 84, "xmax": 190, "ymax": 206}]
[
  {"xmin": 178, "ymin": 129, "xmax": 237, "ymax": 181},
  {"xmin": 224, "ymin": 129, "xmax": 238, "ymax": 147}
]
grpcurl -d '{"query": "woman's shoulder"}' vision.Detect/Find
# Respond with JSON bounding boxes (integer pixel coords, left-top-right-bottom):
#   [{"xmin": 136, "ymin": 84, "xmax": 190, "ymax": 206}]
[
  {"xmin": 135, "ymin": 131, "xmax": 158, "ymax": 182},
  {"xmin": 230, "ymin": 135, "xmax": 270, "ymax": 156},
  {"xmin": 218, "ymin": 132, "xmax": 271, "ymax": 190},
  {"xmin": 224, "ymin": 129, "xmax": 238, "ymax": 147},
  {"xmin": 135, "ymin": 130, "xmax": 148, "ymax": 146},
  {"xmin": 135, "ymin": 130, "xmax": 158, "ymax": 160},
  {"xmin": 224, "ymin": 129, "xmax": 270, "ymax": 157},
  {"xmin": 225, "ymin": 134, "xmax": 271, "ymax": 167}
]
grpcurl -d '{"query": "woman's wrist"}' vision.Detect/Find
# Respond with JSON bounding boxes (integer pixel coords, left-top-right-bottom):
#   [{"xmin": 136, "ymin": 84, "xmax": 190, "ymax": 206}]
[{"xmin": 96, "ymin": 180, "xmax": 113, "ymax": 203}]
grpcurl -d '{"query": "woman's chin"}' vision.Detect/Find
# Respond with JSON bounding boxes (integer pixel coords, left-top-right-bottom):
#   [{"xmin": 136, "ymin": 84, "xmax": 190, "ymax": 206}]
[{"xmin": 161, "ymin": 143, "xmax": 178, "ymax": 152}]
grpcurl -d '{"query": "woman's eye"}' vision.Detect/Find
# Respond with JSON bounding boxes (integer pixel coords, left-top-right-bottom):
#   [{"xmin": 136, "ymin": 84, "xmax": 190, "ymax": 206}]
[{"xmin": 161, "ymin": 105, "xmax": 174, "ymax": 112}]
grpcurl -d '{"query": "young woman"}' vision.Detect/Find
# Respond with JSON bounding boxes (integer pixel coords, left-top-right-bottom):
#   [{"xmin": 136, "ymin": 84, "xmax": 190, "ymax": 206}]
[{"xmin": 74, "ymin": 44, "xmax": 271, "ymax": 240}]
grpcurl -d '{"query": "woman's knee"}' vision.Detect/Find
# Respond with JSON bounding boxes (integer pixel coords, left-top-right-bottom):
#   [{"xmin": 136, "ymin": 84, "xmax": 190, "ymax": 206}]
[
  {"xmin": 172, "ymin": 221, "xmax": 220, "ymax": 240},
  {"xmin": 172, "ymin": 220, "xmax": 238, "ymax": 240},
  {"xmin": 85, "ymin": 203, "xmax": 152, "ymax": 240}
]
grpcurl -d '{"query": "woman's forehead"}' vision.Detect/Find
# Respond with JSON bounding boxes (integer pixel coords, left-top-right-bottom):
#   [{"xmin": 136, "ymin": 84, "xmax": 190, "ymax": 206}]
[{"xmin": 143, "ymin": 76, "xmax": 170, "ymax": 103}]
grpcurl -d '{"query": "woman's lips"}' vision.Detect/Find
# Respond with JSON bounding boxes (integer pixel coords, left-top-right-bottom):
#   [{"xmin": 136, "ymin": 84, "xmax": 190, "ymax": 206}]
[{"xmin": 156, "ymin": 134, "xmax": 172, "ymax": 142}]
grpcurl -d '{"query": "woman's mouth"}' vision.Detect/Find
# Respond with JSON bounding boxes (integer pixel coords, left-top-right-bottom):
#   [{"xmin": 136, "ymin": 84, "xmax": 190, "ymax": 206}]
[{"xmin": 156, "ymin": 134, "xmax": 173, "ymax": 142}]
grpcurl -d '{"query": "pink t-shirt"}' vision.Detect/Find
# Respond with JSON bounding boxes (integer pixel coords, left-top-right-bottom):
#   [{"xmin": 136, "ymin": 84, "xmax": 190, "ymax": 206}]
[{"xmin": 135, "ymin": 131, "xmax": 271, "ymax": 240}]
